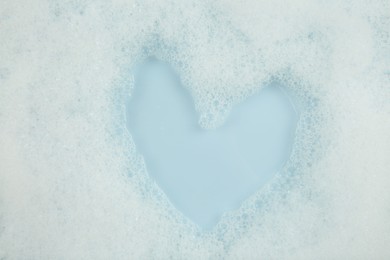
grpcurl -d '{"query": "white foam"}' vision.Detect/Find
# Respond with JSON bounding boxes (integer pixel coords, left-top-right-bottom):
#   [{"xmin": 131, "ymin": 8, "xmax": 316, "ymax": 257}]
[{"xmin": 0, "ymin": 0, "xmax": 389, "ymax": 258}]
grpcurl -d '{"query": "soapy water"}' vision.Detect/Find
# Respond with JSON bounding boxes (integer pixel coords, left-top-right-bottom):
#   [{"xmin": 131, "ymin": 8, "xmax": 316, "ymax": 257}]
[
  {"xmin": 1, "ymin": 0, "xmax": 390, "ymax": 259},
  {"xmin": 126, "ymin": 59, "xmax": 298, "ymax": 229}
]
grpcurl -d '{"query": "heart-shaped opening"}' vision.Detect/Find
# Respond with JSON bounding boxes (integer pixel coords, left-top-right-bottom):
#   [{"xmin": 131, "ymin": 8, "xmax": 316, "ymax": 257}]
[{"xmin": 126, "ymin": 58, "xmax": 298, "ymax": 229}]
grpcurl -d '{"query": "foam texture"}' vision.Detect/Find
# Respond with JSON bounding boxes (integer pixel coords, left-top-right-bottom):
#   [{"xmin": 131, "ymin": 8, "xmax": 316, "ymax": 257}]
[{"xmin": 0, "ymin": 0, "xmax": 389, "ymax": 259}]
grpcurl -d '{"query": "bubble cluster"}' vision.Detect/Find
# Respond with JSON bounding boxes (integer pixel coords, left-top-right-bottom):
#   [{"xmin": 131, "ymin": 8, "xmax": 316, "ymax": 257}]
[{"xmin": 0, "ymin": 0, "xmax": 389, "ymax": 258}]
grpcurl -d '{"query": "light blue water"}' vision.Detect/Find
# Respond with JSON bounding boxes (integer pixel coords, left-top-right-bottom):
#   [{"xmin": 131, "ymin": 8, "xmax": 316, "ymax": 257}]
[{"xmin": 126, "ymin": 59, "xmax": 298, "ymax": 229}]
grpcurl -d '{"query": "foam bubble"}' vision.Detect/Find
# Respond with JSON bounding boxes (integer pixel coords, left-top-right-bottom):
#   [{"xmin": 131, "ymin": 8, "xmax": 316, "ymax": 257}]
[{"xmin": 0, "ymin": 0, "xmax": 389, "ymax": 258}]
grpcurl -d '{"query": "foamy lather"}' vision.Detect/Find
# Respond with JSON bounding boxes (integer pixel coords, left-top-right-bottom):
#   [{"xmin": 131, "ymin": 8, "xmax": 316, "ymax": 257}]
[{"xmin": 0, "ymin": 0, "xmax": 389, "ymax": 259}]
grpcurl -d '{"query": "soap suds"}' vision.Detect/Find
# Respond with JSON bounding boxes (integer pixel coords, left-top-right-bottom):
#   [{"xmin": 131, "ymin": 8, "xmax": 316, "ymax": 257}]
[{"xmin": 0, "ymin": 0, "xmax": 389, "ymax": 258}]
